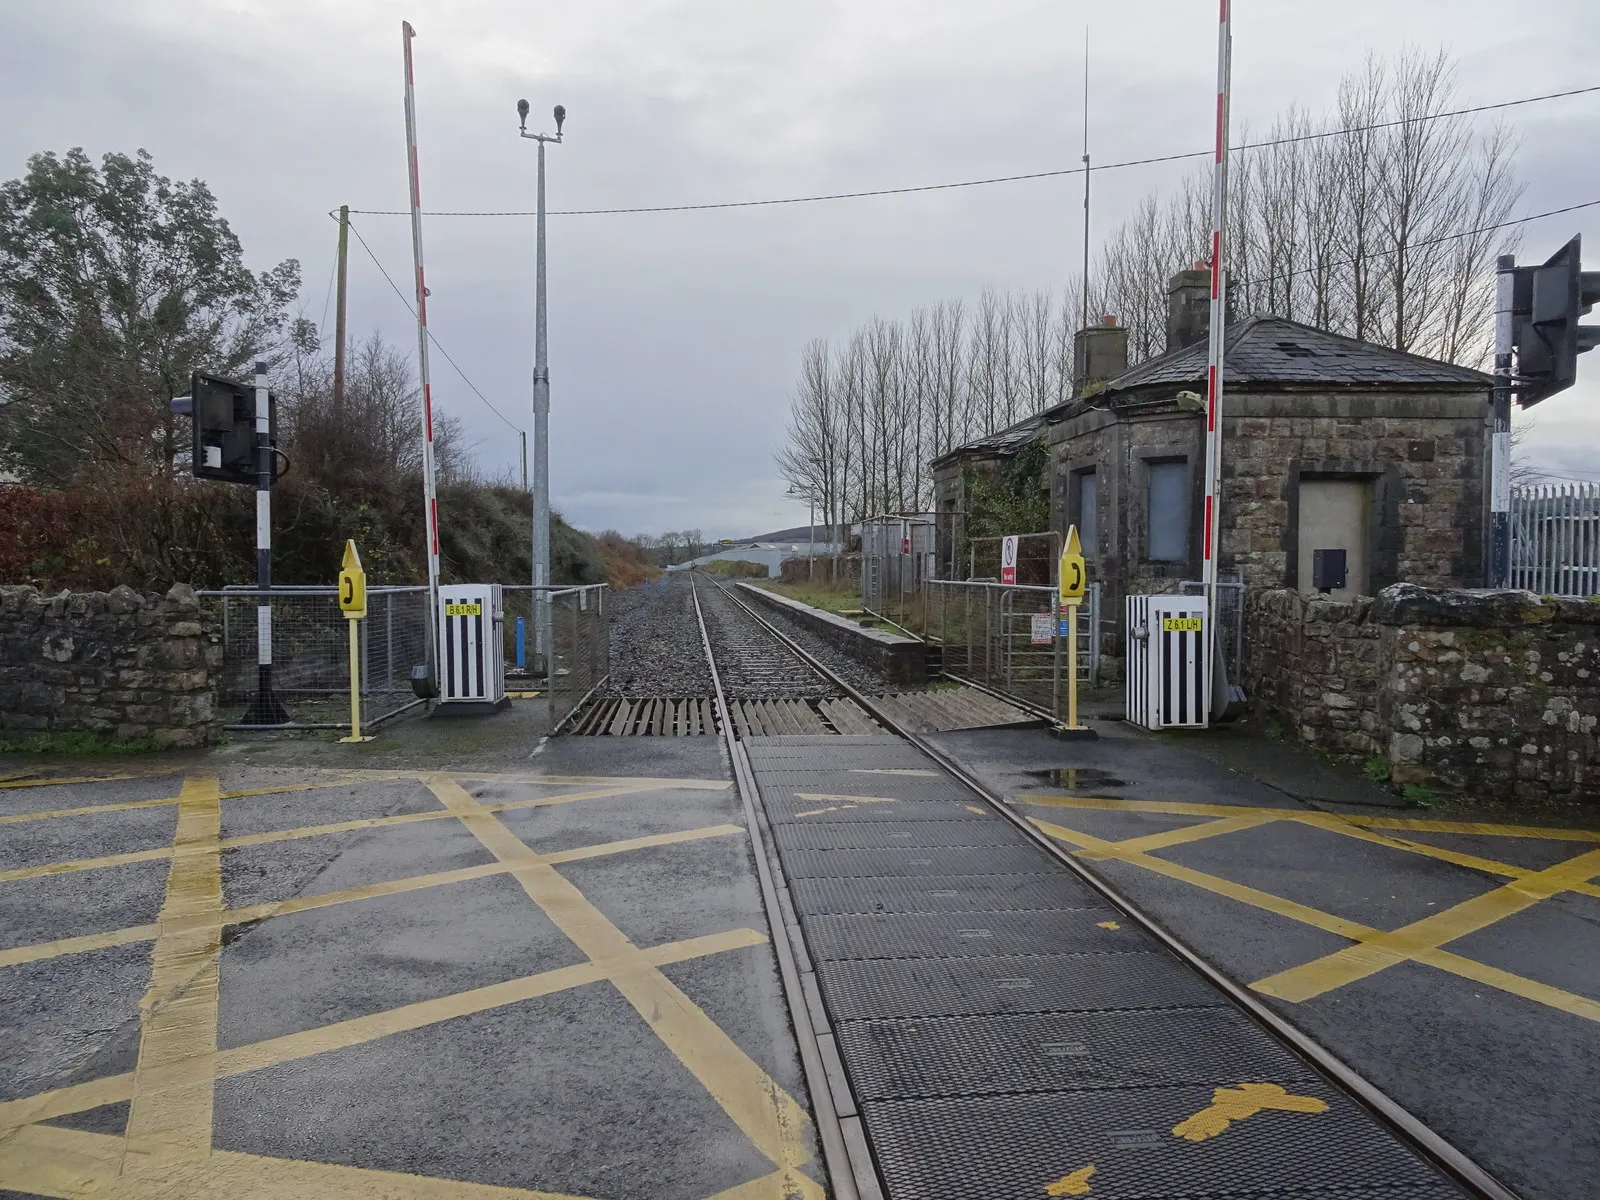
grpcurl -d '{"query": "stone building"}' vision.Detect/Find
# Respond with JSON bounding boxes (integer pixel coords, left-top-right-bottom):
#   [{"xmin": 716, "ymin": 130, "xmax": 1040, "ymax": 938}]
[{"xmin": 932, "ymin": 269, "xmax": 1494, "ymax": 655}]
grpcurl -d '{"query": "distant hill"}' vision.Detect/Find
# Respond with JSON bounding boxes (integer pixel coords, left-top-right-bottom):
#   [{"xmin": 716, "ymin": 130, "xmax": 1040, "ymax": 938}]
[{"xmin": 736, "ymin": 523, "xmax": 845, "ymax": 544}]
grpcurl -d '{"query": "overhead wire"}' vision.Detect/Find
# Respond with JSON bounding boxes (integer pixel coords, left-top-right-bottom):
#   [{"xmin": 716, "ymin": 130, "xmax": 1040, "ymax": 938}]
[
  {"xmin": 1233, "ymin": 198, "xmax": 1600, "ymax": 291},
  {"xmin": 342, "ymin": 216, "xmax": 524, "ymax": 435},
  {"xmin": 340, "ymin": 83, "xmax": 1600, "ymax": 219}
]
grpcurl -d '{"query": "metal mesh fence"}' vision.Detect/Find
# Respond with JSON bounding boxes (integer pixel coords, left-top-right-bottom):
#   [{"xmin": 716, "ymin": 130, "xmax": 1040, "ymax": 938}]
[
  {"xmin": 545, "ymin": 585, "xmax": 610, "ymax": 730},
  {"xmin": 202, "ymin": 586, "xmax": 430, "ymax": 729},
  {"xmin": 965, "ymin": 532, "xmax": 1061, "ymax": 586}
]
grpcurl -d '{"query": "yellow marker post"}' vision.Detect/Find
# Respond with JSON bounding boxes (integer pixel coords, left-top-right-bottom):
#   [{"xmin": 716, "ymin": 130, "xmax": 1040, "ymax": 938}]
[
  {"xmin": 1056, "ymin": 526, "xmax": 1088, "ymax": 735},
  {"xmin": 337, "ymin": 540, "xmax": 374, "ymax": 743}
]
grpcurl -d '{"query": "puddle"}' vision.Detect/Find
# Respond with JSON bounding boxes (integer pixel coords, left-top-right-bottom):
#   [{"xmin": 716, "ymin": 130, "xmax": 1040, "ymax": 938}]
[{"xmin": 1024, "ymin": 768, "xmax": 1127, "ymax": 791}]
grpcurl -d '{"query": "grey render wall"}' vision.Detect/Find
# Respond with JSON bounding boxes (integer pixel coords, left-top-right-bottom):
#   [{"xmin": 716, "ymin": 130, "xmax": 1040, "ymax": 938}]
[{"xmin": 0, "ymin": 583, "xmax": 220, "ymax": 748}]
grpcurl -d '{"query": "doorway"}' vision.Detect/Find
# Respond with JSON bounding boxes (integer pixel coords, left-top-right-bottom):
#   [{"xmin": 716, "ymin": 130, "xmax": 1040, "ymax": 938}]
[{"xmin": 1297, "ymin": 479, "xmax": 1370, "ymax": 599}]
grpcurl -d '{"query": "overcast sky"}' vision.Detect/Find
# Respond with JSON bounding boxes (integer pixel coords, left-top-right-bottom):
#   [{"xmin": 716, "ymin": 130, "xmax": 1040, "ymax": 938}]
[{"xmin": 2, "ymin": 0, "xmax": 1597, "ymax": 538}]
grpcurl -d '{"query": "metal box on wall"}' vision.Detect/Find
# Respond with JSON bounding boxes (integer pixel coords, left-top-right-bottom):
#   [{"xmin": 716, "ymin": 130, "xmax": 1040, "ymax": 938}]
[
  {"xmin": 1125, "ymin": 594, "xmax": 1209, "ymax": 729},
  {"xmin": 435, "ymin": 584, "xmax": 509, "ymax": 714}
]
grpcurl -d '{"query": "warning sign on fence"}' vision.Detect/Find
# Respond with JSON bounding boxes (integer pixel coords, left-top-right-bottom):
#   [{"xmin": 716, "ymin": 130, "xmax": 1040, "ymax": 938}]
[
  {"xmin": 1001, "ymin": 535, "xmax": 1019, "ymax": 585},
  {"xmin": 1031, "ymin": 612, "xmax": 1053, "ymax": 644}
]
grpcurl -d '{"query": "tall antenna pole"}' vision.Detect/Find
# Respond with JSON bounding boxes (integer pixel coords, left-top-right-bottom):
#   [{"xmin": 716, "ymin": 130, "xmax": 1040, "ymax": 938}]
[
  {"xmin": 1201, "ymin": 0, "xmax": 1232, "ymax": 719},
  {"xmin": 402, "ymin": 20, "xmax": 442, "ymax": 671},
  {"xmin": 1081, "ymin": 25, "xmax": 1091, "ymax": 330},
  {"xmin": 333, "ymin": 204, "xmax": 350, "ymax": 417}
]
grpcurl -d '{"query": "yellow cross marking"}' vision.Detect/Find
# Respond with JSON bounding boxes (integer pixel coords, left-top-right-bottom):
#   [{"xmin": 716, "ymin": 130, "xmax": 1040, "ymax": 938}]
[
  {"xmin": 1172, "ymin": 1082, "xmax": 1327, "ymax": 1142},
  {"xmin": 1028, "ymin": 797, "xmax": 1600, "ymax": 1023},
  {"xmin": 425, "ymin": 777, "xmax": 820, "ymax": 1194},
  {"xmin": 1254, "ymin": 848, "xmax": 1600, "ymax": 1002},
  {"xmin": 0, "ymin": 780, "xmax": 687, "ymax": 884},
  {"xmin": 0, "ymin": 824, "xmax": 744, "ymax": 970},
  {"xmin": 1045, "ymin": 1164, "xmax": 1096, "ymax": 1195},
  {"xmin": 0, "ymin": 769, "xmax": 817, "ymax": 1200}
]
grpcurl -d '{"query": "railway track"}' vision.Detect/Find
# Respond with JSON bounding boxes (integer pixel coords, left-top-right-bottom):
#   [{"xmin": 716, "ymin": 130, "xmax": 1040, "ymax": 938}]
[{"xmin": 689, "ymin": 570, "xmax": 1515, "ymax": 1200}]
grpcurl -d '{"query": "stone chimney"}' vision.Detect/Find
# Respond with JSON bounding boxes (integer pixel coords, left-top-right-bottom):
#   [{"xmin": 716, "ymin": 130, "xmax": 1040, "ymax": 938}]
[
  {"xmin": 1166, "ymin": 262, "xmax": 1211, "ymax": 353},
  {"xmin": 1073, "ymin": 314, "xmax": 1128, "ymax": 394}
]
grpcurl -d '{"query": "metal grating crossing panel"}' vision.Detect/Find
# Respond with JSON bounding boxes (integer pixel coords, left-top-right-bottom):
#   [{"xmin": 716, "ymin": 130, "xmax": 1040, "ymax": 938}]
[
  {"xmin": 745, "ymin": 740, "xmax": 930, "ymax": 769},
  {"xmin": 740, "ymin": 719, "xmax": 1466, "ymax": 1199},
  {"xmin": 833, "ymin": 1009, "xmax": 1317, "ymax": 1101},
  {"xmin": 781, "ymin": 846, "xmax": 1050, "ymax": 879},
  {"xmin": 816, "ymin": 952, "xmax": 1219, "ymax": 1020},
  {"xmin": 756, "ymin": 770, "xmax": 975, "ymax": 803},
  {"xmin": 771, "ymin": 820, "xmax": 1022, "ymax": 853},
  {"xmin": 764, "ymin": 798, "xmax": 1001, "ymax": 825},
  {"xmin": 861, "ymin": 1086, "xmax": 1463, "ymax": 1199},
  {"xmin": 799, "ymin": 909, "xmax": 1141, "ymax": 961},
  {"xmin": 788, "ymin": 874, "xmax": 1104, "ymax": 916}
]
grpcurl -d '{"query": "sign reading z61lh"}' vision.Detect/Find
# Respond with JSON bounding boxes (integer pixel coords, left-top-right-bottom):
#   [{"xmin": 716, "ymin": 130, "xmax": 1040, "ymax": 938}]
[{"xmin": 1163, "ymin": 616, "xmax": 1203, "ymax": 633}]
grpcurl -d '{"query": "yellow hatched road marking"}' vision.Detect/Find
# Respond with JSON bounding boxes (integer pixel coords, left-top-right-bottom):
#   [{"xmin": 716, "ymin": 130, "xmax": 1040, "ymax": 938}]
[
  {"xmin": 0, "ymin": 772, "xmax": 143, "ymax": 791},
  {"xmin": 0, "ymin": 824, "xmax": 745, "ymax": 970},
  {"xmin": 122, "ymin": 777, "xmax": 224, "ymax": 1171},
  {"xmin": 1031, "ymin": 817, "xmax": 1376, "ymax": 941},
  {"xmin": 0, "ymin": 779, "xmax": 362, "ymax": 826},
  {"xmin": 0, "ymin": 928, "xmax": 767, "ymax": 1136},
  {"xmin": 342, "ymin": 769, "xmax": 731, "ymax": 790},
  {"xmin": 1031, "ymin": 816, "xmax": 1600, "ymax": 1023},
  {"xmin": 0, "ymin": 782, "xmax": 673, "ymax": 884},
  {"xmin": 0, "ymin": 1123, "xmax": 600, "ymax": 1199},
  {"xmin": 1018, "ymin": 792, "xmax": 1600, "ymax": 842},
  {"xmin": 1021, "ymin": 793, "xmax": 1600, "ymax": 900},
  {"xmin": 1097, "ymin": 813, "xmax": 1279, "ymax": 856},
  {"xmin": 425, "ymin": 776, "xmax": 818, "ymax": 1191},
  {"xmin": 1252, "ymin": 848, "xmax": 1600, "ymax": 1002}
]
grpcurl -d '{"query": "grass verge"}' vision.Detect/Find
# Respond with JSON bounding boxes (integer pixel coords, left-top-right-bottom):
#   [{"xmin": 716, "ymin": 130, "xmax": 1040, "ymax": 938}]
[{"xmin": 0, "ymin": 730, "xmax": 162, "ymax": 755}]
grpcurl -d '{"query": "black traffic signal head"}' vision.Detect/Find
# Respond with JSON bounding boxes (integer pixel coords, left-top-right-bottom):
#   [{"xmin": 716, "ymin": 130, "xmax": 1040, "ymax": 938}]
[
  {"xmin": 186, "ymin": 371, "xmax": 277, "ymax": 484},
  {"xmin": 1512, "ymin": 235, "xmax": 1600, "ymax": 408}
]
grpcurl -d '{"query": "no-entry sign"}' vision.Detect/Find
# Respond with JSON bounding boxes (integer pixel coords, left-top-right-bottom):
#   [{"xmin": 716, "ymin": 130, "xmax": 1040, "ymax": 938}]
[{"xmin": 1000, "ymin": 535, "xmax": 1019, "ymax": 585}]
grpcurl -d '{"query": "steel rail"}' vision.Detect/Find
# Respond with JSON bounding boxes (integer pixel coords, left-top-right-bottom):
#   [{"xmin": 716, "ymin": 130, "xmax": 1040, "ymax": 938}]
[
  {"xmin": 695, "ymin": 572, "xmax": 1517, "ymax": 1200},
  {"xmin": 688, "ymin": 576, "xmax": 869, "ymax": 1200}
]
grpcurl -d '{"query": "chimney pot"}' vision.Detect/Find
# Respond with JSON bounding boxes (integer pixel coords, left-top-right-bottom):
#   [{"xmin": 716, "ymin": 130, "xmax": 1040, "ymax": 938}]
[{"xmin": 1101, "ymin": 314, "xmax": 1118, "ymax": 327}]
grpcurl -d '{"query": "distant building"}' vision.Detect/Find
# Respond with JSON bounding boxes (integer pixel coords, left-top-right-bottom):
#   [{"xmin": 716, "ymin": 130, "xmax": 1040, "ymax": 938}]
[{"xmin": 932, "ymin": 268, "xmax": 1493, "ymax": 654}]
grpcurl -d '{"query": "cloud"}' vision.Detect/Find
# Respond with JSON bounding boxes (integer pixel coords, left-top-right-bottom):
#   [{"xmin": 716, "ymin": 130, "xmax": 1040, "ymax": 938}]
[{"xmin": 1, "ymin": 0, "xmax": 1597, "ymax": 537}]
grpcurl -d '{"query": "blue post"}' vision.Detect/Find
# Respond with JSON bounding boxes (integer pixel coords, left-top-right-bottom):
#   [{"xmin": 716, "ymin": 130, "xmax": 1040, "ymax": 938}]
[{"xmin": 515, "ymin": 616, "xmax": 527, "ymax": 668}]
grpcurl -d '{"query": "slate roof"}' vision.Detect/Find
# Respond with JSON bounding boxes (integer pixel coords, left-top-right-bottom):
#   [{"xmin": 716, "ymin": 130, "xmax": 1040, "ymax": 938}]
[
  {"xmin": 929, "ymin": 411, "xmax": 1047, "ymax": 468},
  {"xmin": 1104, "ymin": 314, "xmax": 1494, "ymax": 395}
]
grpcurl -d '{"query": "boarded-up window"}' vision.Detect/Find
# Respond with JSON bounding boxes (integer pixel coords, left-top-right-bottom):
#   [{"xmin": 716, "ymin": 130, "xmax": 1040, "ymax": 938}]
[
  {"xmin": 1075, "ymin": 470, "xmax": 1098, "ymax": 553},
  {"xmin": 1147, "ymin": 459, "xmax": 1189, "ymax": 562}
]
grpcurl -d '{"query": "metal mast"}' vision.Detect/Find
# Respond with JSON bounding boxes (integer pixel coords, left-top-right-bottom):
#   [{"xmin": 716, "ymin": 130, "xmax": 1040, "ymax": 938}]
[
  {"xmin": 1200, "ymin": 0, "xmax": 1232, "ymax": 719},
  {"xmin": 402, "ymin": 20, "xmax": 442, "ymax": 669},
  {"xmin": 518, "ymin": 99, "xmax": 565, "ymax": 672}
]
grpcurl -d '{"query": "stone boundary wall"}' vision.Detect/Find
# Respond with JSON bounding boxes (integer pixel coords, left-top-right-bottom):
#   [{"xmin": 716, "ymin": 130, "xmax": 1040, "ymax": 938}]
[
  {"xmin": 737, "ymin": 582, "xmax": 926, "ymax": 685},
  {"xmin": 0, "ymin": 583, "xmax": 220, "ymax": 748},
  {"xmin": 1247, "ymin": 584, "xmax": 1599, "ymax": 807}
]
